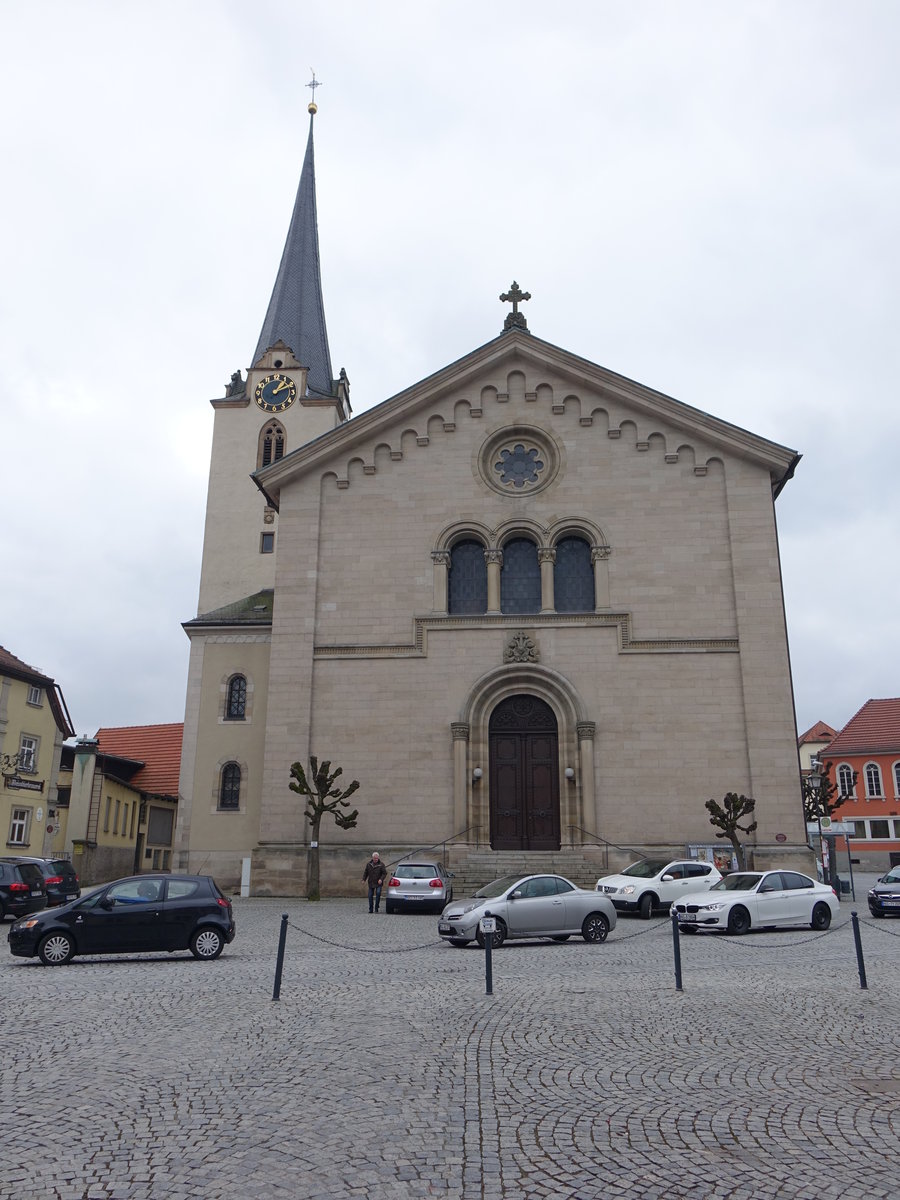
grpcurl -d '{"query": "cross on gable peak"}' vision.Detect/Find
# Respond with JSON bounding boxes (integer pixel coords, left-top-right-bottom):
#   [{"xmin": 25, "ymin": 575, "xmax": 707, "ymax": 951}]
[{"xmin": 499, "ymin": 280, "xmax": 532, "ymax": 334}]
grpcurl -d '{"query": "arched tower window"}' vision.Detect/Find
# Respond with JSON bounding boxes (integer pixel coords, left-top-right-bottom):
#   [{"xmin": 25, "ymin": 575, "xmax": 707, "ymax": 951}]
[
  {"xmin": 554, "ymin": 536, "xmax": 595, "ymax": 612},
  {"xmin": 500, "ymin": 538, "xmax": 541, "ymax": 614},
  {"xmin": 219, "ymin": 762, "xmax": 241, "ymax": 810},
  {"xmin": 258, "ymin": 421, "xmax": 286, "ymax": 470},
  {"xmin": 226, "ymin": 675, "xmax": 247, "ymax": 720},
  {"xmin": 448, "ymin": 540, "xmax": 488, "ymax": 615},
  {"xmin": 893, "ymin": 761, "xmax": 900, "ymax": 798}
]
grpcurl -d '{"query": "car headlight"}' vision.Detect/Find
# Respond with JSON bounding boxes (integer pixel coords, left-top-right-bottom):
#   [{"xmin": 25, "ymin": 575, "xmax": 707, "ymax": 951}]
[
  {"xmin": 461, "ymin": 903, "xmax": 482, "ymax": 915},
  {"xmin": 13, "ymin": 918, "xmax": 42, "ymax": 930},
  {"xmin": 867, "ymin": 889, "xmax": 877, "ymax": 898},
  {"xmin": 620, "ymin": 885, "xmax": 635, "ymax": 895},
  {"xmin": 697, "ymin": 903, "xmax": 725, "ymax": 913}
]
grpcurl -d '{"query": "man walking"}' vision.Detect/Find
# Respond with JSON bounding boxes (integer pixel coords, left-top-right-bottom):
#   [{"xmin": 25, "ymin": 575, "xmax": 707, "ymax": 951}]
[{"xmin": 363, "ymin": 851, "xmax": 387, "ymax": 913}]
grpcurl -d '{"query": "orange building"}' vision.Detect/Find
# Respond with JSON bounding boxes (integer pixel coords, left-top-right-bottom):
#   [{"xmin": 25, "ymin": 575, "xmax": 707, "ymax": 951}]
[{"xmin": 822, "ymin": 699, "xmax": 900, "ymax": 872}]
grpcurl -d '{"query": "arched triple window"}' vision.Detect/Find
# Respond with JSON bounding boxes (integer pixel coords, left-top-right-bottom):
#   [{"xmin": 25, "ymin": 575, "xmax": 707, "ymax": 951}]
[
  {"xmin": 894, "ymin": 761, "xmax": 900, "ymax": 798},
  {"xmin": 837, "ymin": 763, "xmax": 856, "ymax": 799},
  {"xmin": 226, "ymin": 675, "xmax": 247, "ymax": 720},
  {"xmin": 500, "ymin": 538, "xmax": 541, "ymax": 614},
  {"xmin": 219, "ymin": 762, "xmax": 241, "ymax": 810},
  {"xmin": 865, "ymin": 762, "xmax": 884, "ymax": 799},
  {"xmin": 448, "ymin": 540, "xmax": 488, "ymax": 615},
  {"xmin": 259, "ymin": 422, "xmax": 286, "ymax": 469},
  {"xmin": 554, "ymin": 536, "xmax": 594, "ymax": 613}
]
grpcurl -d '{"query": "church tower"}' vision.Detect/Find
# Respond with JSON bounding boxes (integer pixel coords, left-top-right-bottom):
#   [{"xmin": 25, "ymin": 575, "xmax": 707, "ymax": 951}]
[{"xmin": 196, "ymin": 95, "xmax": 350, "ymax": 616}]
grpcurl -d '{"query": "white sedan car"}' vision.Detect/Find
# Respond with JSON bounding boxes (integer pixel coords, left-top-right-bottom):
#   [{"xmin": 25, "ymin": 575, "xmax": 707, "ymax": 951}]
[
  {"xmin": 672, "ymin": 870, "xmax": 839, "ymax": 934},
  {"xmin": 438, "ymin": 873, "xmax": 617, "ymax": 948},
  {"xmin": 596, "ymin": 858, "xmax": 722, "ymax": 918}
]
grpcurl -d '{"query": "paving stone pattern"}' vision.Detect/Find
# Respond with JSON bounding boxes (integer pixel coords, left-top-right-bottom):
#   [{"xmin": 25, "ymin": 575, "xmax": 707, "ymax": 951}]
[{"xmin": 2, "ymin": 889, "xmax": 898, "ymax": 1200}]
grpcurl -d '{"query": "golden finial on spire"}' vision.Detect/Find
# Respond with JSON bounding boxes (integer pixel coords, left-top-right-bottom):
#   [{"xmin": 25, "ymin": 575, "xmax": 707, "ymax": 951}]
[{"xmin": 307, "ymin": 70, "xmax": 321, "ymax": 115}]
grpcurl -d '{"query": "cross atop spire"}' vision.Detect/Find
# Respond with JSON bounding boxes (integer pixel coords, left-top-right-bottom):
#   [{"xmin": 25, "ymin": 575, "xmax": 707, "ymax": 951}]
[
  {"xmin": 500, "ymin": 281, "xmax": 531, "ymax": 333},
  {"xmin": 306, "ymin": 70, "xmax": 321, "ymax": 113}
]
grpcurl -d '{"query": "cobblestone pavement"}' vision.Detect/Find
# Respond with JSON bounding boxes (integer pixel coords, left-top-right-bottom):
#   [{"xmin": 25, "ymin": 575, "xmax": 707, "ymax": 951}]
[{"xmin": 2, "ymin": 884, "xmax": 898, "ymax": 1200}]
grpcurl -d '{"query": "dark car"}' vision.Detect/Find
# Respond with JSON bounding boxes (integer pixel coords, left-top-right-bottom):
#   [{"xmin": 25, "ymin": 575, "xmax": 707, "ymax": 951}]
[
  {"xmin": 868, "ymin": 866, "xmax": 900, "ymax": 917},
  {"xmin": 0, "ymin": 860, "xmax": 46, "ymax": 921},
  {"xmin": 0, "ymin": 856, "xmax": 80, "ymax": 906},
  {"xmin": 8, "ymin": 874, "xmax": 235, "ymax": 965}
]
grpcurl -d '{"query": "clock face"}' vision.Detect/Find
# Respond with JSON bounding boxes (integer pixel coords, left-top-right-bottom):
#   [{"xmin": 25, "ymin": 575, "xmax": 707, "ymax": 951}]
[{"xmin": 254, "ymin": 372, "xmax": 297, "ymax": 412}]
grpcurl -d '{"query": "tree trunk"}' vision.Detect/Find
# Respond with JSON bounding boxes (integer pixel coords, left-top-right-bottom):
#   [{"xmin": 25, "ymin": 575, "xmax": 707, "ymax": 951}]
[{"xmin": 307, "ymin": 815, "xmax": 322, "ymax": 900}]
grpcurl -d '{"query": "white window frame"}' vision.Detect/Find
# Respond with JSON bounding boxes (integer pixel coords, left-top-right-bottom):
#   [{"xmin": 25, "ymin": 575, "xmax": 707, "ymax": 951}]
[
  {"xmin": 26, "ymin": 685, "xmax": 43, "ymax": 706},
  {"xmin": 865, "ymin": 762, "xmax": 884, "ymax": 799},
  {"xmin": 8, "ymin": 807, "xmax": 31, "ymax": 845},
  {"xmin": 837, "ymin": 763, "xmax": 856, "ymax": 800},
  {"xmin": 18, "ymin": 735, "xmax": 38, "ymax": 774}
]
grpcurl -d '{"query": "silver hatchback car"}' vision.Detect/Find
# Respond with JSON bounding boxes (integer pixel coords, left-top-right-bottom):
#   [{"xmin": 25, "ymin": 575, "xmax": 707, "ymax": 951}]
[{"xmin": 385, "ymin": 860, "xmax": 454, "ymax": 915}]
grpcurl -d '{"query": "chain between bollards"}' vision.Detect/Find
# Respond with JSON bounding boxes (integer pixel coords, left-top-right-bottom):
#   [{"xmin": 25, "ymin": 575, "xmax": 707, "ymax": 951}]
[
  {"xmin": 671, "ymin": 909, "xmax": 683, "ymax": 991},
  {"xmin": 272, "ymin": 912, "xmax": 289, "ymax": 1001},
  {"xmin": 850, "ymin": 910, "xmax": 868, "ymax": 989}
]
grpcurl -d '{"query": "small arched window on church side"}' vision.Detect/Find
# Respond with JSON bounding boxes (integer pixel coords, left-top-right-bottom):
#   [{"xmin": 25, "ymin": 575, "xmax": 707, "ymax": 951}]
[
  {"xmin": 259, "ymin": 422, "xmax": 286, "ymax": 469},
  {"xmin": 500, "ymin": 537, "xmax": 541, "ymax": 614},
  {"xmin": 219, "ymin": 762, "xmax": 241, "ymax": 810},
  {"xmin": 226, "ymin": 674, "xmax": 247, "ymax": 720},
  {"xmin": 448, "ymin": 539, "xmax": 488, "ymax": 615},
  {"xmin": 554, "ymin": 536, "xmax": 595, "ymax": 612}
]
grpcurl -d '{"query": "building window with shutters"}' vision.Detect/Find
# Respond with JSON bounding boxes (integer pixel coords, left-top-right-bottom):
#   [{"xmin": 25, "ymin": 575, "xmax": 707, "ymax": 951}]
[{"xmin": 258, "ymin": 421, "xmax": 286, "ymax": 469}]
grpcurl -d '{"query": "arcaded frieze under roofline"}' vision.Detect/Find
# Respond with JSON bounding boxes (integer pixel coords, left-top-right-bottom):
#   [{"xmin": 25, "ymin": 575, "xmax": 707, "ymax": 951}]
[{"xmin": 253, "ymin": 328, "xmax": 800, "ymax": 509}]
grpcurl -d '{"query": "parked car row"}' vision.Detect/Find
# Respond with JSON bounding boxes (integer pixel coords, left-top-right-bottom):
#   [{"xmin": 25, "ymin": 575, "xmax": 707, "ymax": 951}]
[{"xmin": 0, "ymin": 856, "xmax": 81, "ymax": 921}]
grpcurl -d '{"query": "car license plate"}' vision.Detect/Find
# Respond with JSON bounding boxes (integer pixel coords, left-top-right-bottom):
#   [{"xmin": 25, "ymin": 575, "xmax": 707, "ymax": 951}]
[
  {"xmin": 438, "ymin": 923, "xmax": 451, "ymax": 933},
  {"xmin": 66, "ymin": 893, "xmax": 78, "ymax": 900},
  {"xmin": 884, "ymin": 900, "xmax": 900, "ymax": 907},
  {"xmin": 683, "ymin": 913, "xmax": 697, "ymax": 922}
]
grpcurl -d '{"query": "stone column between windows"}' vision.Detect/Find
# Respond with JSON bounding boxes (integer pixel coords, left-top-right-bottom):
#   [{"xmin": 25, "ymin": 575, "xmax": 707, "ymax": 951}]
[
  {"xmin": 451, "ymin": 722, "xmax": 470, "ymax": 838},
  {"xmin": 592, "ymin": 546, "xmax": 611, "ymax": 609},
  {"xmin": 431, "ymin": 550, "xmax": 450, "ymax": 614},
  {"xmin": 485, "ymin": 549, "xmax": 502, "ymax": 615},
  {"xmin": 538, "ymin": 546, "xmax": 556, "ymax": 614},
  {"xmin": 577, "ymin": 721, "xmax": 597, "ymax": 835}
]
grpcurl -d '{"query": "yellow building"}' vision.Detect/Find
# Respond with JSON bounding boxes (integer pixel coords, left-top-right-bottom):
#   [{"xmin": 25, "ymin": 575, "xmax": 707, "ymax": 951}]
[{"xmin": 0, "ymin": 646, "xmax": 74, "ymax": 855}]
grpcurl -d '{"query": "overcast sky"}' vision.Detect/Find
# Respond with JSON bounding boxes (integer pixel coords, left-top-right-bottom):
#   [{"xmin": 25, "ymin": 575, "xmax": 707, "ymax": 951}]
[{"xmin": 2, "ymin": 1, "xmax": 897, "ymax": 743}]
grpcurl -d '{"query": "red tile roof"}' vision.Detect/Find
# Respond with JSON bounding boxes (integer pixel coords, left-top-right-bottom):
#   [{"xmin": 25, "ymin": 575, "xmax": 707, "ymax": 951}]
[
  {"xmin": 822, "ymin": 699, "xmax": 900, "ymax": 757},
  {"xmin": 95, "ymin": 724, "xmax": 183, "ymax": 797},
  {"xmin": 798, "ymin": 720, "xmax": 837, "ymax": 745}
]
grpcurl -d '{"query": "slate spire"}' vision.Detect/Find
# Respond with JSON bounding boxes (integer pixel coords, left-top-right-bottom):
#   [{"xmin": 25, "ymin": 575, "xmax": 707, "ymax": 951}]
[{"xmin": 253, "ymin": 103, "xmax": 334, "ymax": 398}]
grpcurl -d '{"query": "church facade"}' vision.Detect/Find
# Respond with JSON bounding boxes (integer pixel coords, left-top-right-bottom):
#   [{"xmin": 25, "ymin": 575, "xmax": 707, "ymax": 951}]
[{"xmin": 174, "ymin": 103, "xmax": 809, "ymax": 895}]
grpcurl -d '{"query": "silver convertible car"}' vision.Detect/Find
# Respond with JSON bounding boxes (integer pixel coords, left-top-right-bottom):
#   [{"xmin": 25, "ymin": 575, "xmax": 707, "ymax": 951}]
[{"xmin": 437, "ymin": 873, "xmax": 617, "ymax": 948}]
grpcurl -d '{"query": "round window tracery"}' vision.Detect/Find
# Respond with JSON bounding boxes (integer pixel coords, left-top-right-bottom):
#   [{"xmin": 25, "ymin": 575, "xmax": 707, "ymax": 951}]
[{"xmin": 478, "ymin": 426, "xmax": 559, "ymax": 496}]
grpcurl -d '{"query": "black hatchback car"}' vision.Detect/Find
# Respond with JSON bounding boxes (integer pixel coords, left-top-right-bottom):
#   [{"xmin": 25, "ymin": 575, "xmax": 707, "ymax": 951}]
[
  {"xmin": 0, "ymin": 860, "xmax": 46, "ymax": 921},
  {"xmin": 8, "ymin": 874, "xmax": 235, "ymax": 965},
  {"xmin": 0, "ymin": 856, "xmax": 80, "ymax": 906}
]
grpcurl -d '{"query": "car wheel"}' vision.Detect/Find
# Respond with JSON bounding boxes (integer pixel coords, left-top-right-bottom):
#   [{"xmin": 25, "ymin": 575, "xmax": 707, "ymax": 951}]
[
  {"xmin": 385, "ymin": 902, "xmax": 395, "ymax": 915},
  {"xmin": 0, "ymin": 901, "xmax": 5, "ymax": 922},
  {"xmin": 190, "ymin": 927, "xmax": 225, "ymax": 960},
  {"xmin": 38, "ymin": 932, "xmax": 75, "ymax": 966},
  {"xmin": 582, "ymin": 912, "xmax": 610, "ymax": 943},
  {"xmin": 727, "ymin": 906, "xmax": 750, "ymax": 935},
  {"xmin": 552, "ymin": 935, "xmax": 570, "ymax": 942},
  {"xmin": 870, "ymin": 909, "xmax": 883, "ymax": 918},
  {"xmin": 448, "ymin": 938, "xmax": 470, "ymax": 947},
  {"xmin": 475, "ymin": 918, "xmax": 507, "ymax": 949},
  {"xmin": 810, "ymin": 902, "xmax": 832, "ymax": 931},
  {"xmin": 638, "ymin": 892, "xmax": 655, "ymax": 920}
]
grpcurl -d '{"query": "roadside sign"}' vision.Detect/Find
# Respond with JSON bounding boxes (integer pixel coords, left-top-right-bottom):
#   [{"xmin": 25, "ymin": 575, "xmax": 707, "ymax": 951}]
[{"xmin": 480, "ymin": 917, "xmax": 496, "ymax": 934}]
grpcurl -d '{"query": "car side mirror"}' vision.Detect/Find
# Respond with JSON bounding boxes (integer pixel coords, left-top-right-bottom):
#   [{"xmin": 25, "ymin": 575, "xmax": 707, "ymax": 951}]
[
  {"xmin": 509, "ymin": 890, "xmax": 522, "ymax": 900},
  {"xmin": 661, "ymin": 874, "xmax": 674, "ymax": 882},
  {"xmin": 100, "ymin": 896, "xmax": 114, "ymax": 910},
  {"xmin": 447, "ymin": 872, "xmax": 456, "ymax": 879}
]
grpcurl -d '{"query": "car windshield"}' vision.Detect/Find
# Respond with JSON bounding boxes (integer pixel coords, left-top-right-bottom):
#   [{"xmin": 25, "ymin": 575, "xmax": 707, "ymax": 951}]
[
  {"xmin": 474, "ymin": 875, "xmax": 522, "ymax": 899},
  {"xmin": 710, "ymin": 874, "xmax": 763, "ymax": 892},
  {"xmin": 395, "ymin": 865, "xmax": 439, "ymax": 879},
  {"xmin": 881, "ymin": 869, "xmax": 900, "ymax": 883},
  {"xmin": 621, "ymin": 859, "xmax": 671, "ymax": 879}
]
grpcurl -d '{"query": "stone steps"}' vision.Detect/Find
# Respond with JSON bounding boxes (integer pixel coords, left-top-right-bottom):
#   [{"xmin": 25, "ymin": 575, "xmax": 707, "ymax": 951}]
[{"xmin": 443, "ymin": 848, "xmax": 607, "ymax": 893}]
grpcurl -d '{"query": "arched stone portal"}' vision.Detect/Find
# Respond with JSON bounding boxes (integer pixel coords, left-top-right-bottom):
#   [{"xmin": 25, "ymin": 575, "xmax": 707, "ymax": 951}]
[{"xmin": 489, "ymin": 694, "xmax": 560, "ymax": 849}]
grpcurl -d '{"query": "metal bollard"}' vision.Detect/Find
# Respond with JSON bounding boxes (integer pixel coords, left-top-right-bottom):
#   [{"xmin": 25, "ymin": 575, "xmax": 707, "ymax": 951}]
[
  {"xmin": 850, "ymin": 911, "xmax": 868, "ymax": 990},
  {"xmin": 482, "ymin": 909, "xmax": 494, "ymax": 995},
  {"xmin": 272, "ymin": 912, "xmax": 289, "ymax": 1001},
  {"xmin": 671, "ymin": 909, "xmax": 683, "ymax": 992}
]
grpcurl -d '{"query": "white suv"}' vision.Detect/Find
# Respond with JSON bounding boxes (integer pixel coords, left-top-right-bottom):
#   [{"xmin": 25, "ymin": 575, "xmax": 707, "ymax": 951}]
[{"xmin": 596, "ymin": 858, "xmax": 722, "ymax": 919}]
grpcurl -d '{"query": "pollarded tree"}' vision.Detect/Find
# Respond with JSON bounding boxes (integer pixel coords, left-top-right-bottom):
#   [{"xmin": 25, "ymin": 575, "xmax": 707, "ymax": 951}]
[
  {"xmin": 802, "ymin": 759, "xmax": 857, "ymax": 824},
  {"xmin": 289, "ymin": 756, "xmax": 360, "ymax": 901},
  {"xmin": 705, "ymin": 792, "xmax": 757, "ymax": 871}
]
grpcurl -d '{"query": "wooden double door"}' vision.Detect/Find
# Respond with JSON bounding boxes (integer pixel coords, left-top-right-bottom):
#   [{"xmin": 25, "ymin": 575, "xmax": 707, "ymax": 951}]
[{"xmin": 489, "ymin": 694, "xmax": 561, "ymax": 850}]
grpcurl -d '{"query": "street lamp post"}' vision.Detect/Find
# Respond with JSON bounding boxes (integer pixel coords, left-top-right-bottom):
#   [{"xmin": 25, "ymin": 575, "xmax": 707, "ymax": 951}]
[{"xmin": 806, "ymin": 757, "xmax": 829, "ymax": 888}]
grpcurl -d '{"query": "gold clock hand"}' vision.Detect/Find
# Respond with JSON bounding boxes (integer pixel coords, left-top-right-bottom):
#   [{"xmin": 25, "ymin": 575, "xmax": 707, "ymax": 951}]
[{"xmin": 272, "ymin": 379, "xmax": 290, "ymax": 395}]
